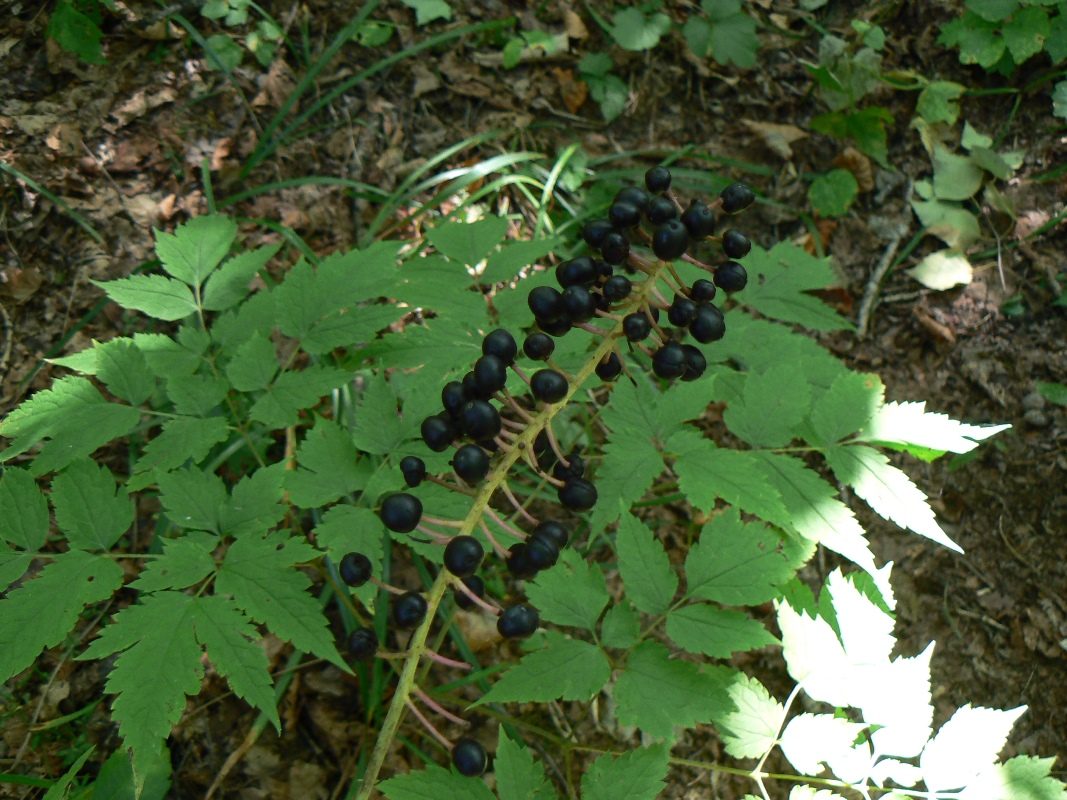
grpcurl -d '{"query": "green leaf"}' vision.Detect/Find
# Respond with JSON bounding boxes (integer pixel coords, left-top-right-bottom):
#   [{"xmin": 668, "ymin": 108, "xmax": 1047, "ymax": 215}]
[
  {"xmin": 616, "ymin": 514, "xmax": 678, "ymax": 614},
  {"xmin": 379, "ymin": 762, "xmax": 494, "ymax": 800},
  {"xmin": 193, "ymin": 595, "xmax": 279, "ymax": 729},
  {"xmin": 1055, "ymin": 79, "xmax": 1067, "ymax": 119},
  {"xmin": 90, "ymin": 747, "xmax": 171, "ymax": 800},
  {"xmin": 475, "ymin": 632, "xmax": 610, "ymax": 705},
  {"xmin": 808, "ymin": 371, "xmax": 885, "ymax": 444},
  {"xmin": 932, "ymin": 145, "xmax": 985, "ymax": 200},
  {"xmin": 130, "ymin": 416, "xmax": 230, "ymax": 482},
  {"xmin": 0, "ymin": 545, "xmax": 33, "ymax": 591},
  {"xmin": 158, "ymin": 468, "xmax": 227, "ymax": 533},
  {"xmin": 578, "ymin": 52, "xmax": 613, "ymax": 77},
  {"xmin": 224, "ymin": 332, "xmax": 278, "ymax": 392},
  {"xmin": 580, "ymin": 743, "xmax": 670, "ymax": 800},
  {"xmin": 966, "ymin": 0, "xmax": 1020, "ymax": 22},
  {"xmin": 0, "ymin": 376, "xmax": 141, "ymax": 475},
  {"xmin": 808, "ymin": 169, "xmax": 858, "ymax": 217},
  {"xmin": 47, "ymin": 0, "xmax": 105, "ymax": 63},
  {"xmin": 0, "ymin": 467, "xmax": 49, "ymax": 550},
  {"xmin": 708, "ymin": 8, "xmax": 758, "ymax": 67},
  {"xmin": 154, "ymin": 216, "xmax": 237, "ymax": 287},
  {"xmin": 219, "ymin": 465, "xmax": 288, "ymax": 537},
  {"xmin": 588, "ymin": 438, "xmax": 664, "ymax": 538},
  {"xmin": 585, "ymin": 72, "xmax": 629, "ymax": 121},
  {"xmin": 948, "ymin": 13, "xmax": 1007, "ymax": 68},
  {"xmin": 1047, "ymin": 14, "xmax": 1067, "ymax": 63},
  {"xmin": 495, "ymin": 729, "xmax": 551, "ymax": 800},
  {"xmin": 992, "ymin": 755, "xmax": 1067, "ymax": 800},
  {"xmin": 610, "ymin": 8, "xmax": 671, "ymax": 51},
  {"xmin": 42, "ymin": 747, "xmax": 96, "ymax": 800},
  {"xmin": 312, "ymin": 505, "xmax": 384, "ymax": 576},
  {"xmin": 204, "ymin": 33, "xmax": 243, "ymax": 70},
  {"xmin": 249, "ymin": 365, "xmax": 352, "ymax": 429},
  {"xmin": 355, "ymin": 322, "xmax": 481, "ymax": 385},
  {"xmin": 723, "ymin": 364, "xmax": 812, "ymax": 448},
  {"xmin": 917, "ymin": 80, "xmax": 966, "ymax": 124},
  {"xmin": 395, "ymin": 255, "xmax": 487, "ymax": 321},
  {"xmin": 285, "ymin": 416, "xmax": 364, "ymax": 507},
  {"xmin": 1036, "ymin": 381, "xmax": 1067, "ymax": 406},
  {"xmin": 666, "ymin": 603, "xmax": 778, "ymax": 658},
  {"xmin": 685, "ymin": 506, "xmax": 796, "ymax": 605},
  {"xmin": 215, "ymin": 531, "xmax": 347, "ymax": 669},
  {"xmin": 600, "ymin": 601, "xmax": 641, "ymax": 649},
  {"xmin": 399, "ymin": 0, "xmax": 452, "ymax": 26},
  {"xmin": 613, "ymin": 642, "xmax": 732, "ymax": 740},
  {"xmin": 78, "ymin": 592, "xmax": 203, "ymax": 779},
  {"xmin": 349, "ymin": 373, "xmax": 406, "ymax": 456},
  {"xmin": 735, "ymin": 242, "xmax": 852, "ymax": 331},
  {"xmin": 129, "ymin": 532, "xmax": 218, "ymax": 592},
  {"xmin": 811, "ymin": 107, "xmax": 893, "ymax": 167},
  {"xmin": 96, "ymin": 338, "xmax": 156, "ymax": 406},
  {"xmin": 164, "ymin": 373, "xmax": 228, "ymax": 417},
  {"xmin": 599, "ymin": 372, "xmax": 713, "ymax": 441},
  {"xmin": 425, "ymin": 217, "xmax": 509, "ymax": 266},
  {"xmin": 910, "ymin": 198, "xmax": 981, "ymax": 249},
  {"xmin": 716, "ymin": 673, "xmax": 785, "ymax": 758},
  {"xmin": 202, "ymin": 244, "xmax": 280, "ymax": 311},
  {"xmin": 0, "ymin": 550, "xmax": 123, "ymax": 683},
  {"xmin": 481, "ymin": 237, "xmax": 561, "ymax": 284},
  {"xmin": 683, "ymin": 17, "xmax": 711, "ymax": 56},
  {"xmin": 133, "ymin": 331, "xmax": 206, "ymax": 376},
  {"xmin": 94, "ymin": 274, "xmax": 199, "ymax": 321},
  {"xmin": 51, "ymin": 460, "xmax": 133, "ymax": 550},
  {"xmin": 1003, "ymin": 6, "xmax": 1051, "ymax": 62},
  {"xmin": 525, "ymin": 549, "xmax": 609, "ymax": 632}
]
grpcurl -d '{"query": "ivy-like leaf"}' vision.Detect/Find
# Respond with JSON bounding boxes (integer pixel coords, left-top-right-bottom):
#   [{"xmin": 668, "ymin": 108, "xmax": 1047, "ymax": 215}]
[
  {"xmin": 525, "ymin": 549, "xmax": 610, "ymax": 633},
  {"xmin": 736, "ymin": 243, "xmax": 852, "ymax": 331},
  {"xmin": 665, "ymin": 603, "xmax": 778, "ymax": 658},
  {"xmin": 0, "ymin": 467, "xmax": 49, "ymax": 550},
  {"xmin": 51, "ymin": 460, "xmax": 133, "ymax": 550},
  {"xmin": 616, "ymin": 514, "xmax": 678, "ymax": 614},
  {"xmin": 474, "ymin": 632, "xmax": 610, "ymax": 706},
  {"xmin": 93, "ymin": 274, "xmax": 199, "ymax": 321},
  {"xmin": 0, "ymin": 551, "xmax": 124, "ymax": 683},
  {"xmin": 129, "ymin": 532, "xmax": 218, "ymax": 593},
  {"xmin": 285, "ymin": 416, "xmax": 364, "ymax": 508},
  {"xmin": 707, "ymin": 4, "xmax": 758, "ymax": 67},
  {"xmin": 580, "ymin": 744, "xmax": 670, "ymax": 800},
  {"xmin": 379, "ymin": 762, "xmax": 494, "ymax": 800},
  {"xmin": 610, "ymin": 8, "xmax": 671, "ymax": 51}
]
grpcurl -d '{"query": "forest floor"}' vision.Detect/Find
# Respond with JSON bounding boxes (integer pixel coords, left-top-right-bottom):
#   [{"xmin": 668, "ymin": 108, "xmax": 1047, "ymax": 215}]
[{"xmin": 1, "ymin": 0, "xmax": 1066, "ymax": 797}]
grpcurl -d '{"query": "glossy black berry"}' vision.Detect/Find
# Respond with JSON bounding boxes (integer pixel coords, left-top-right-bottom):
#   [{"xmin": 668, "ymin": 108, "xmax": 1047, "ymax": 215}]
[
  {"xmin": 609, "ymin": 201, "xmax": 641, "ymax": 229},
  {"xmin": 652, "ymin": 220, "xmax": 690, "ymax": 261},
  {"xmin": 615, "ymin": 186, "xmax": 650, "ymax": 214},
  {"xmin": 497, "ymin": 604, "xmax": 540, "ymax": 639},
  {"xmin": 720, "ymin": 182, "xmax": 755, "ymax": 214},
  {"xmin": 380, "ymin": 493, "xmax": 423, "ymax": 533},
  {"xmin": 528, "ymin": 286, "xmax": 564, "ymax": 322},
  {"xmin": 473, "ymin": 354, "xmax": 508, "ymax": 396},
  {"xmin": 482, "ymin": 329, "xmax": 518, "ymax": 365},
  {"xmin": 523, "ymin": 332, "xmax": 555, "ymax": 361},
  {"xmin": 689, "ymin": 278, "xmax": 717, "ymax": 303},
  {"xmin": 340, "ymin": 552, "xmax": 372, "ymax": 587},
  {"xmin": 668, "ymin": 295, "xmax": 698, "ymax": 327},
  {"xmin": 681, "ymin": 344, "xmax": 707, "ymax": 381},
  {"xmin": 602, "ymin": 275, "xmax": 633, "ymax": 302},
  {"xmin": 443, "ymin": 535, "xmax": 484, "ymax": 577},
  {"xmin": 534, "ymin": 520, "xmax": 568, "ymax": 549},
  {"xmin": 556, "ymin": 257, "xmax": 598, "ymax": 289},
  {"xmin": 463, "ymin": 371, "xmax": 490, "ymax": 400},
  {"xmin": 454, "ymin": 575, "xmax": 485, "ymax": 610},
  {"xmin": 652, "ymin": 341, "xmax": 687, "ymax": 380},
  {"xmin": 459, "ymin": 400, "xmax": 501, "ymax": 441},
  {"xmin": 348, "ymin": 627, "xmax": 378, "ymax": 661},
  {"xmin": 600, "ymin": 231, "xmax": 630, "ymax": 265},
  {"xmin": 399, "ymin": 455, "xmax": 427, "ymax": 488},
  {"xmin": 645, "ymin": 166, "xmax": 672, "ymax": 193},
  {"xmin": 531, "ymin": 369, "xmax": 568, "ymax": 404},
  {"xmin": 647, "ymin": 195, "xmax": 678, "ymax": 225},
  {"xmin": 392, "ymin": 591, "xmax": 428, "ymax": 629},
  {"xmin": 721, "ymin": 229, "xmax": 751, "ymax": 259},
  {"xmin": 453, "ymin": 444, "xmax": 490, "ymax": 483},
  {"xmin": 594, "ymin": 259, "xmax": 613, "ymax": 279},
  {"xmin": 506, "ymin": 542, "xmax": 537, "ymax": 579},
  {"xmin": 421, "ymin": 415, "xmax": 456, "ymax": 452},
  {"xmin": 596, "ymin": 351, "xmax": 623, "ymax": 381},
  {"xmin": 623, "ymin": 313, "xmax": 651, "ymax": 342},
  {"xmin": 558, "ymin": 478, "xmax": 598, "ymax": 511},
  {"xmin": 690, "ymin": 302, "xmax": 726, "ymax": 343},
  {"xmin": 525, "ymin": 534, "xmax": 560, "ymax": 571},
  {"xmin": 442, "ymin": 381, "xmax": 469, "ymax": 417},
  {"xmin": 452, "ymin": 738, "xmax": 488, "ymax": 777},
  {"xmin": 582, "ymin": 218, "xmax": 614, "ymax": 249},
  {"xmin": 681, "ymin": 201, "xmax": 716, "ymax": 239},
  {"xmin": 562, "ymin": 285, "xmax": 596, "ymax": 323},
  {"xmin": 715, "ymin": 261, "xmax": 748, "ymax": 293},
  {"xmin": 552, "ymin": 454, "xmax": 584, "ymax": 482},
  {"xmin": 537, "ymin": 316, "xmax": 572, "ymax": 337}
]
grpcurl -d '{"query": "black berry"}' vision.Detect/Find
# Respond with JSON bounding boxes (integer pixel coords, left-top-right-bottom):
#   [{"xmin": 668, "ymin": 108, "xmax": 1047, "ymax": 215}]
[
  {"xmin": 392, "ymin": 591, "xmax": 428, "ymax": 629},
  {"xmin": 380, "ymin": 493, "xmax": 423, "ymax": 533},
  {"xmin": 523, "ymin": 332, "xmax": 555, "ymax": 361},
  {"xmin": 459, "ymin": 400, "xmax": 501, "ymax": 441},
  {"xmin": 534, "ymin": 520, "xmax": 569, "ymax": 549},
  {"xmin": 531, "ymin": 369, "xmax": 568, "ymax": 404},
  {"xmin": 497, "ymin": 604, "xmax": 540, "ymax": 639},
  {"xmin": 562, "ymin": 285, "xmax": 596, "ymax": 323},
  {"xmin": 506, "ymin": 542, "xmax": 537, "ymax": 579},
  {"xmin": 463, "ymin": 371, "xmax": 490, "ymax": 400},
  {"xmin": 442, "ymin": 381, "xmax": 469, "ymax": 417},
  {"xmin": 608, "ymin": 201, "xmax": 641, "ymax": 229},
  {"xmin": 473, "ymin": 354, "xmax": 508, "ymax": 396},
  {"xmin": 645, "ymin": 166, "xmax": 672, "ymax": 193},
  {"xmin": 668, "ymin": 295, "xmax": 698, "ymax": 327},
  {"xmin": 399, "ymin": 455, "xmax": 427, "ymax": 488},
  {"xmin": 453, "ymin": 444, "xmax": 490, "ymax": 483},
  {"xmin": 623, "ymin": 312, "xmax": 651, "ymax": 342},
  {"xmin": 602, "ymin": 274, "xmax": 633, "ymax": 302},
  {"xmin": 454, "ymin": 575, "xmax": 485, "ymax": 610},
  {"xmin": 681, "ymin": 344, "xmax": 707, "ymax": 381},
  {"xmin": 721, "ymin": 229, "xmax": 751, "ymax": 259},
  {"xmin": 596, "ymin": 351, "xmax": 622, "ymax": 381},
  {"xmin": 556, "ymin": 257, "xmax": 598, "ymax": 288},
  {"xmin": 443, "ymin": 535, "xmax": 484, "ymax": 577},
  {"xmin": 720, "ymin": 182, "xmax": 755, "ymax": 214},
  {"xmin": 552, "ymin": 454, "xmax": 585, "ymax": 482},
  {"xmin": 525, "ymin": 534, "xmax": 560, "ymax": 571},
  {"xmin": 681, "ymin": 201, "xmax": 716, "ymax": 239},
  {"xmin": 652, "ymin": 220, "xmax": 690, "ymax": 261},
  {"xmin": 690, "ymin": 303, "xmax": 726, "ymax": 343},
  {"xmin": 614, "ymin": 186, "xmax": 650, "ymax": 214},
  {"xmin": 689, "ymin": 278, "xmax": 717, "ymax": 303},
  {"xmin": 600, "ymin": 231, "xmax": 630, "ymax": 265},
  {"xmin": 647, "ymin": 195, "xmax": 678, "ymax": 224},
  {"xmin": 452, "ymin": 738, "xmax": 488, "ymax": 777},
  {"xmin": 421, "ymin": 415, "xmax": 456, "ymax": 452},
  {"xmin": 482, "ymin": 329, "xmax": 518, "ymax": 365},
  {"xmin": 582, "ymin": 218, "xmax": 614, "ymax": 249},
  {"xmin": 537, "ymin": 316, "xmax": 572, "ymax": 337},
  {"xmin": 348, "ymin": 627, "xmax": 378, "ymax": 661},
  {"xmin": 558, "ymin": 478, "xmax": 598, "ymax": 511},
  {"xmin": 528, "ymin": 286, "xmax": 564, "ymax": 322},
  {"xmin": 652, "ymin": 341, "xmax": 687, "ymax": 380},
  {"xmin": 715, "ymin": 261, "xmax": 748, "ymax": 292},
  {"xmin": 340, "ymin": 552, "xmax": 372, "ymax": 587}
]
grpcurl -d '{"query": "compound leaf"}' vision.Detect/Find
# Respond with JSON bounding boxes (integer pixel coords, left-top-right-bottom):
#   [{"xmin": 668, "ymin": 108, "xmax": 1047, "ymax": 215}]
[
  {"xmin": 808, "ymin": 371, "xmax": 885, "ymax": 444},
  {"xmin": 666, "ymin": 603, "xmax": 778, "ymax": 659},
  {"xmin": 723, "ymin": 364, "xmax": 812, "ymax": 448},
  {"xmin": 0, "ymin": 467, "xmax": 49, "ymax": 550},
  {"xmin": 154, "ymin": 215, "xmax": 237, "ymax": 287},
  {"xmin": 580, "ymin": 743, "xmax": 670, "ymax": 800},
  {"xmin": 285, "ymin": 416, "xmax": 363, "ymax": 508},
  {"xmin": 130, "ymin": 416, "xmax": 231, "ymax": 483},
  {"xmin": 157, "ymin": 468, "xmax": 227, "ymax": 533},
  {"xmin": 920, "ymin": 704, "xmax": 1028, "ymax": 791},
  {"xmin": 600, "ymin": 602, "xmax": 641, "ymax": 649},
  {"xmin": 495, "ymin": 729, "xmax": 551, "ymax": 800},
  {"xmin": 481, "ymin": 237, "xmax": 561, "ymax": 284},
  {"xmin": 736, "ymin": 242, "xmax": 852, "ymax": 331},
  {"xmin": 857, "ymin": 400, "xmax": 1011, "ymax": 455},
  {"xmin": 224, "ymin": 332, "xmax": 278, "ymax": 392},
  {"xmin": 202, "ymin": 243, "xmax": 281, "ymax": 311},
  {"xmin": 0, "ymin": 546, "xmax": 33, "ymax": 591},
  {"xmin": 716, "ymin": 673, "xmax": 785, "ymax": 758},
  {"xmin": 219, "ymin": 465, "xmax": 288, "ymax": 538},
  {"xmin": 96, "ymin": 338, "xmax": 156, "ymax": 406},
  {"xmin": 526, "ymin": 549, "xmax": 609, "ymax": 633},
  {"xmin": 613, "ymin": 642, "xmax": 732, "ymax": 741},
  {"xmin": 588, "ymin": 437, "xmax": 664, "ymax": 540},
  {"xmin": 425, "ymin": 217, "xmax": 509, "ymax": 266},
  {"xmin": 164, "ymin": 373, "xmax": 228, "ymax": 417},
  {"xmin": 249, "ymin": 365, "xmax": 352, "ymax": 429},
  {"xmin": 192, "ymin": 595, "xmax": 279, "ymax": 730},
  {"xmin": 616, "ymin": 514, "xmax": 677, "ymax": 615},
  {"xmin": 349, "ymin": 373, "xmax": 406, "ymax": 456},
  {"xmin": 215, "ymin": 531, "xmax": 347, "ymax": 670},
  {"xmin": 0, "ymin": 550, "xmax": 123, "ymax": 683},
  {"xmin": 51, "ymin": 460, "xmax": 133, "ymax": 551},
  {"xmin": 129, "ymin": 532, "xmax": 218, "ymax": 593},
  {"xmin": 475, "ymin": 632, "xmax": 610, "ymax": 705},
  {"xmin": 94, "ymin": 274, "xmax": 198, "ymax": 321},
  {"xmin": 312, "ymin": 505, "xmax": 384, "ymax": 610},
  {"xmin": 379, "ymin": 763, "xmax": 494, "ymax": 800}
]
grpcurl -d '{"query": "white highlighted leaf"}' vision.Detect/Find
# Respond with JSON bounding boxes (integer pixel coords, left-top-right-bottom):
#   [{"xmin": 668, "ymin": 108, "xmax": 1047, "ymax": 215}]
[
  {"xmin": 869, "ymin": 758, "xmax": 923, "ymax": 788},
  {"xmin": 718, "ymin": 674, "xmax": 784, "ymax": 759},
  {"xmin": 920, "ymin": 704, "xmax": 1028, "ymax": 791},
  {"xmin": 907, "ymin": 249, "xmax": 972, "ymax": 290},
  {"xmin": 779, "ymin": 713, "xmax": 867, "ymax": 778},
  {"xmin": 858, "ymin": 401, "xmax": 1011, "ymax": 454}
]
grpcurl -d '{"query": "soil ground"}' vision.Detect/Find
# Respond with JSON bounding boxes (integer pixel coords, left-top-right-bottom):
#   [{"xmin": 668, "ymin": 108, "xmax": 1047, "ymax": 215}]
[{"xmin": 1, "ymin": 0, "xmax": 1066, "ymax": 797}]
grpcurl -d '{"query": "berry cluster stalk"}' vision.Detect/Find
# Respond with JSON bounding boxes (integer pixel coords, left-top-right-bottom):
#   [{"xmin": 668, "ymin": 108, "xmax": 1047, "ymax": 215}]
[{"xmin": 355, "ymin": 257, "xmax": 672, "ymax": 798}]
